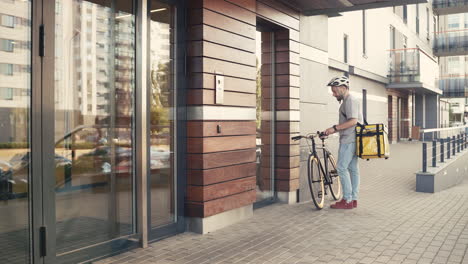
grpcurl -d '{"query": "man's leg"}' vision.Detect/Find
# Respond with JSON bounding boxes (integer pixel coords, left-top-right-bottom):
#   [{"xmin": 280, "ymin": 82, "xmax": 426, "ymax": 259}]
[
  {"xmin": 337, "ymin": 143, "xmax": 354, "ymax": 202},
  {"xmin": 348, "ymin": 143, "xmax": 360, "ymax": 201}
]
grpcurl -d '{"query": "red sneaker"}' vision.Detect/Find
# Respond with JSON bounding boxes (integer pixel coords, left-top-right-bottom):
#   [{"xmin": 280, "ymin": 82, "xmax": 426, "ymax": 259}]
[
  {"xmin": 330, "ymin": 199, "xmax": 353, "ymax": 209},
  {"xmin": 353, "ymin": 200, "xmax": 357, "ymax": 208}
]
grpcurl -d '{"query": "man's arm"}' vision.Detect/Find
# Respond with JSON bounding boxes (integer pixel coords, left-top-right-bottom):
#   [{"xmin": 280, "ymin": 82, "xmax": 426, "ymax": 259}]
[{"xmin": 324, "ymin": 118, "xmax": 358, "ymax": 136}]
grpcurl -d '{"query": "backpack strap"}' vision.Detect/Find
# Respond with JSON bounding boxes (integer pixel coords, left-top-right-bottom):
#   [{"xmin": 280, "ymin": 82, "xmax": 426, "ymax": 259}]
[
  {"xmin": 376, "ymin": 124, "xmax": 381, "ymax": 158},
  {"xmin": 357, "ymin": 123, "xmax": 364, "ymax": 158}
]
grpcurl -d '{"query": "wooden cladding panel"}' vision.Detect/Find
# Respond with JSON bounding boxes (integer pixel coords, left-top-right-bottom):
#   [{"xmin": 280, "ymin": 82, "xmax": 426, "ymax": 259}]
[
  {"xmin": 187, "ymin": 89, "xmax": 256, "ymax": 107},
  {"xmin": 189, "ymin": 25, "xmax": 255, "ymax": 53},
  {"xmin": 276, "ymin": 178, "xmax": 299, "ymax": 192},
  {"xmin": 188, "ymin": 135, "xmax": 255, "ymax": 153},
  {"xmin": 276, "ymin": 87, "xmax": 299, "ymax": 98},
  {"xmin": 187, "ymin": 176, "xmax": 256, "ymax": 202},
  {"xmin": 189, "ymin": 9, "xmax": 255, "ymax": 40},
  {"xmin": 276, "ymin": 133, "xmax": 298, "ymax": 145},
  {"xmin": 185, "ymin": 1, "xmax": 301, "ymax": 218},
  {"xmin": 187, "ymin": 162, "xmax": 256, "ymax": 185},
  {"xmin": 275, "ymin": 144, "xmax": 300, "ymax": 157},
  {"xmin": 277, "ymin": 156, "xmax": 300, "ymax": 169},
  {"xmin": 186, "ymin": 190, "xmax": 256, "ymax": 218},
  {"xmin": 275, "ymin": 28, "xmax": 299, "ymax": 42},
  {"xmin": 262, "ymin": 51, "xmax": 299, "ymax": 64},
  {"xmin": 262, "ymin": 86, "xmax": 299, "ymax": 99},
  {"xmin": 276, "ymin": 121, "xmax": 300, "ymax": 134},
  {"xmin": 262, "ymin": 95, "xmax": 300, "ymax": 108},
  {"xmin": 199, "ymin": 0, "xmax": 256, "ymax": 26},
  {"xmin": 256, "ymin": 2, "xmax": 299, "ymax": 30},
  {"xmin": 225, "ymin": 0, "xmax": 256, "ymax": 12},
  {"xmin": 257, "ymin": 121, "xmax": 300, "ymax": 135},
  {"xmin": 188, "ymin": 149, "xmax": 256, "ymax": 170},
  {"xmin": 190, "ymin": 73, "xmax": 255, "ymax": 94},
  {"xmin": 262, "ymin": 75, "xmax": 299, "ymax": 87},
  {"xmin": 276, "ymin": 98, "xmax": 300, "ymax": 111},
  {"xmin": 261, "ymin": 63, "xmax": 300, "ymax": 76},
  {"xmin": 257, "ymin": 0, "xmax": 300, "ymax": 20},
  {"xmin": 190, "ymin": 57, "xmax": 256, "ymax": 80},
  {"xmin": 276, "ymin": 167, "xmax": 300, "ymax": 180},
  {"xmin": 187, "ymin": 121, "xmax": 256, "ymax": 137},
  {"xmin": 189, "ymin": 41, "xmax": 256, "ymax": 67}
]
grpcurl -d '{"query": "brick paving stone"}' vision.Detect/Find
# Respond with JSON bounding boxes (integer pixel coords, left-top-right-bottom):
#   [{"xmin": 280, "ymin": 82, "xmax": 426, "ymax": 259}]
[{"xmin": 95, "ymin": 143, "xmax": 468, "ymax": 264}]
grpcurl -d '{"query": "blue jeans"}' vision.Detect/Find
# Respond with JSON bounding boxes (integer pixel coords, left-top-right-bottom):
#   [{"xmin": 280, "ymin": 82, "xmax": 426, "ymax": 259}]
[{"xmin": 337, "ymin": 142, "xmax": 360, "ymax": 202}]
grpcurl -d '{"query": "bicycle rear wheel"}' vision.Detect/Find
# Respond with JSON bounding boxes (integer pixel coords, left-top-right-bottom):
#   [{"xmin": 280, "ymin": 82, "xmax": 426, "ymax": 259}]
[
  {"xmin": 307, "ymin": 155, "xmax": 324, "ymax": 209},
  {"xmin": 327, "ymin": 153, "xmax": 342, "ymax": 200}
]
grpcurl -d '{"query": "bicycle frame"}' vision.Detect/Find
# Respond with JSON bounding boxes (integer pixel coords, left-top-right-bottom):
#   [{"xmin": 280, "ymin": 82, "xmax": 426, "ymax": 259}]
[{"xmin": 307, "ymin": 136, "xmax": 333, "ymax": 185}]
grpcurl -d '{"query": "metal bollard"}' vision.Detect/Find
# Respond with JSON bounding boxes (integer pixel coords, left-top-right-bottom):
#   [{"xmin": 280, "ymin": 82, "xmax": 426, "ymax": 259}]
[
  {"xmin": 422, "ymin": 143, "xmax": 427, "ymax": 173},
  {"xmin": 440, "ymin": 139, "xmax": 445, "ymax": 163},
  {"xmin": 432, "ymin": 140, "xmax": 436, "ymax": 167},
  {"xmin": 458, "ymin": 135, "xmax": 461, "ymax": 153},
  {"xmin": 452, "ymin": 136, "xmax": 456, "ymax": 156},
  {"xmin": 447, "ymin": 137, "xmax": 451, "ymax": 159},
  {"xmin": 465, "ymin": 133, "xmax": 467, "ymax": 149},
  {"xmin": 462, "ymin": 134, "xmax": 465, "ymax": 151}
]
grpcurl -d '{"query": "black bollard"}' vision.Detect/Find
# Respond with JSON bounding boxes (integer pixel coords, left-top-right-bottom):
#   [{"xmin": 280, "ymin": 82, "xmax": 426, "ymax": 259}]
[{"xmin": 422, "ymin": 143, "xmax": 427, "ymax": 173}]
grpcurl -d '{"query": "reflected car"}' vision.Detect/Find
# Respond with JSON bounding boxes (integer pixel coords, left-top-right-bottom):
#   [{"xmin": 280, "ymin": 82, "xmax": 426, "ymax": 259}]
[{"xmin": 0, "ymin": 125, "xmax": 171, "ymax": 200}]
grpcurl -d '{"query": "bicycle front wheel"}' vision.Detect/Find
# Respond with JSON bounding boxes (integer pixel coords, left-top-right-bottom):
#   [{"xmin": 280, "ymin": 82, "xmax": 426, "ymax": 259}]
[
  {"xmin": 307, "ymin": 156, "xmax": 325, "ymax": 209},
  {"xmin": 327, "ymin": 153, "xmax": 342, "ymax": 200}
]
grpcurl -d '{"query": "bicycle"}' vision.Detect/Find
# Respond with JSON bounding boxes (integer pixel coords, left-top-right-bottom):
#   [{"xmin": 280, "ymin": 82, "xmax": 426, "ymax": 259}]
[{"xmin": 292, "ymin": 132, "xmax": 342, "ymax": 209}]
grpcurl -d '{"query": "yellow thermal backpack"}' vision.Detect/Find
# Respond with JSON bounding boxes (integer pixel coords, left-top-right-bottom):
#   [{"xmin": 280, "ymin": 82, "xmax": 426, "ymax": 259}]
[{"xmin": 355, "ymin": 122, "xmax": 390, "ymax": 160}]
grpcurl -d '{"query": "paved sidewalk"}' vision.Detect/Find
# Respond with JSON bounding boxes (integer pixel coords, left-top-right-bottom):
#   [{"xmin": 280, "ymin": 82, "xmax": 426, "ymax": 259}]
[{"xmin": 96, "ymin": 142, "xmax": 468, "ymax": 264}]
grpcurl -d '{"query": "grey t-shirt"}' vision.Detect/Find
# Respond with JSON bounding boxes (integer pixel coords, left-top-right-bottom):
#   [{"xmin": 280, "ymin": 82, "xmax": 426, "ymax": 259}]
[{"xmin": 338, "ymin": 94, "xmax": 363, "ymax": 144}]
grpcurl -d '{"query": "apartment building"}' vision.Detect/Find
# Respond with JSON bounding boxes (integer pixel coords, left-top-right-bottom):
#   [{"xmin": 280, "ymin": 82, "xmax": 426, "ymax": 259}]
[
  {"xmin": 0, "ymin": 0, "xmax": 428, "ymax": 263},
  {"xmin": 434, "ymin": 6, "xmax": 468, "ymax": 126}
]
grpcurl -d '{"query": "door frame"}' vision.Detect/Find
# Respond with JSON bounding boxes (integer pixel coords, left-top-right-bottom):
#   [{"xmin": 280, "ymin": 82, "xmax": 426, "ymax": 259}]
[
  {"xmin": 254, "ymin": 18, "xmax": 281, "ymax": 209},
  {"xmin": 31, "ymin": 0, "xmax": 45, "ymax": 262},
  {"xmin": 41, "ymin": 0, "xmax": 141, "ymax": 263}
]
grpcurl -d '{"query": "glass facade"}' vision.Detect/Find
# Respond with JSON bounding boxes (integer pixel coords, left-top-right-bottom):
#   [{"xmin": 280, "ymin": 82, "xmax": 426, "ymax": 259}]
[
  {"xmin": 149, "ymin": 0, "xmax": 176, "ymax": 228},
  {"xmin": 54, "ymin": 0, "xmax": 135, "ymax": 256},
  {"xmin": 0, "ymin": 0, "xmax": 31, "ymax": 263}
]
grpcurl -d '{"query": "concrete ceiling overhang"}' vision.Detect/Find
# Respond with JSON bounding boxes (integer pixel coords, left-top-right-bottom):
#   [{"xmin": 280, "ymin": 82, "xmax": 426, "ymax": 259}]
[
  {"xmin": 386, "ymin": 82, "xmax": 443, "ymax": 95},
  {"xmin": 279, "ymin": 0, "xmax": 427, "ymax": 16}
]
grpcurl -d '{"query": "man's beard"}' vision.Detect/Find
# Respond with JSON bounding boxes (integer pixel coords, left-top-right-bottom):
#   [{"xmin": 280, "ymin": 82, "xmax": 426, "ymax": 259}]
[{"xmin": 335, "ymin": 95, "xmax": 343, "ymax": 102}]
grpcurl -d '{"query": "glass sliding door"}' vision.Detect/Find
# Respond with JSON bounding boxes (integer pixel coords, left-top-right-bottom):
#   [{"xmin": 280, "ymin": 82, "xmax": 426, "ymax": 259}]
[
  {"xmin": 149, "ymin": 0, "xmax": 176, "ymax": 230},
  {"xmin": 0, "ymin": 0, "xmax": 32, "ymax": 263},
  {"xmin": 255, "ymin": 30, "xmax": 275, "ymax": 206},
  {"xmin": 54, "ymin": 0, "xmax": 136, "ymax": 259}
]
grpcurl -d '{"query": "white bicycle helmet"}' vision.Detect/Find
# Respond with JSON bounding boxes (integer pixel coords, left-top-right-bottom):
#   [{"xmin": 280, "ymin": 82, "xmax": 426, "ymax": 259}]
[{"xmin": 327, "ymin": 76, "xmax": 349, "ymax": 88}]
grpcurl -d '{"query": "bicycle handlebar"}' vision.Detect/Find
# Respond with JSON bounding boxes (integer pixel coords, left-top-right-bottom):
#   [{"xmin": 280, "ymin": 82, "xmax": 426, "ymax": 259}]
[{"xmin": 291, "ymin": 131, "xmax": 327, "ymax": 141}]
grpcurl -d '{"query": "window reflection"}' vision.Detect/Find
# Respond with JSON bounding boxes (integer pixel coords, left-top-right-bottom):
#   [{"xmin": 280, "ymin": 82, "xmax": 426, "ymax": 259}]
[
  {"xmin": 54, "ymin": 0, "xmax": 135, "ymax": 255},
  {"xmin": 150, "ymin": 0, "xmax": 175, "ymax": 228},
  {"xmin": 0, "ymin": 0, "xmax": 31, "ymax": 263}
]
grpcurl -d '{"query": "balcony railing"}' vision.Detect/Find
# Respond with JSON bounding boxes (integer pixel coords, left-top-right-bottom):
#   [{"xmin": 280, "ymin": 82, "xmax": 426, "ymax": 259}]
[
  {"xmin": 388, "ymin": 48, "xmax": 439, "ymax": 91},
  {"xmin": 433, "ymin": 29, "xmax": 468, "ymax": 56},
  {"xmin": 437, "ymin": 75, "xmax": 468, "ymax": 97},
  {"xmin": 433, "ymin": 0, "xmax": 468, "ymax": 15},
  {"xmin": 388, "ymin": 48, "xmax": 420, "ymax": 83}
]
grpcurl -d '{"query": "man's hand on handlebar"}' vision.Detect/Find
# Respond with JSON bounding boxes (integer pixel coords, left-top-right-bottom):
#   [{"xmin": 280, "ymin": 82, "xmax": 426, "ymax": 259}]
[{"xmin": 323, "ymin": 127, "xmax": 335, "ymax": 136}]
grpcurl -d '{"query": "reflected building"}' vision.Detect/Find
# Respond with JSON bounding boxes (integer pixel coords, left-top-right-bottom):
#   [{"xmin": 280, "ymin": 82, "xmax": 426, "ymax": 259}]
[
  {"xmin": 55, "ymin": 0, "xmax": 134, "ymax": 139},
  {"xmin": 0, "ymin": 1, "xmax": 30, "ymax": 144}
]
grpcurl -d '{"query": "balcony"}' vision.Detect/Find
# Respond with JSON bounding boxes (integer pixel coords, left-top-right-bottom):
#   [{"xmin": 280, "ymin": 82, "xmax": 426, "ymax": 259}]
[
  {"xmin": 387, "ymin": 48, "xmax": 441, "ymax": 94},
  {"xmin": 437, "ymin": 76, "xmax": 468, "ymax": 97},
  {"xmin": 433, "ymin": 0, "xmax": 468, "ymax": 15},
  {"xmin": 433, "ymin": 29, "xmax": 468, "ymax": 57}
]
